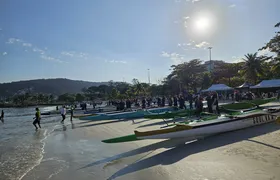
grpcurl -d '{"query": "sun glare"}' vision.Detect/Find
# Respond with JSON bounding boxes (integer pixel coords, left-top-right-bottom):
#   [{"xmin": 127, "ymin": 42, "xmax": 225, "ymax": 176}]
[{"xmin": 195, "ymin": 17, "xmax": 210, "ymax": 31}]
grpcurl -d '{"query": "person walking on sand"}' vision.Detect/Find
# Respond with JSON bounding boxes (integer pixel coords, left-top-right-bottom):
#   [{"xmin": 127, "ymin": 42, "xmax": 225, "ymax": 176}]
[
  {"xmin": 33, "ymin": 108, "xmax": 41, "ymax": 130},
  {"xmin": 60, "ymin": 106, "xmax": 66, "ymax": 123}
]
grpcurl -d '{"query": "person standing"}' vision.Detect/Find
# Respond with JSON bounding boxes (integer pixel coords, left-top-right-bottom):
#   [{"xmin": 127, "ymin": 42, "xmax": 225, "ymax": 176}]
[
  {"xmin": 206, "ymin": 93, "xmax": 213, "ymax": 113},
  {"xmin": 70, "ymin": 106, "xmax": 74, "ymax": 121},
  {"xmin": 168, "ymin": 96, "xmax": 173, "ymax": 106},
  {"xmin": 179, "ymin": 96, "xmax": 186, "ymax": 109},
  {"xmin": 60, "ymin": 106, "xmax": 66, "ymax": 123},
  {"xmin": 195, "ymin": 97, "xmax": 204, "ymax": 118},
  {"xmin": 162, "ymin": 96, "xmax": 166, "ymax": 107},
  {"xmin": 141, "ymin": 98, "xmax": 146, "ymax": 109},
  {"xmin": 157, "ymin": 97, "xmax": 161, "ymax": 107},
  {"xmin": 173, "ymin": 96, "xmax": 178, "ymax": 107},
  {"xmin": 0, "ymin": 110, "xmax": 4, "ymax": 123},
  {"xmin": 33, "ymin": 108, "xmax": 41, "ymax": 130},
  {"xmin": 212, "ymin": 92, "xmax": 220, "ymax": 115},
  {"xmin": 188, "ymin": 94, "xmax": 193, "ymax": 109}
]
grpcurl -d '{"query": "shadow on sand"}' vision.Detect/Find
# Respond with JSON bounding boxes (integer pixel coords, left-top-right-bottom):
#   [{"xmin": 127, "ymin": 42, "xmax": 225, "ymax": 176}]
[
  {"xmin": 137, "ymin": 117, "xmax": 187, "ymax": 128},
  {"xmin": 80, "ymin": 122, "xmax": 280, "ymax": 180},
  {"xmin": 73, "ymin": 120, "xmax": 125, "ymax": 129},
  {"xmin": 72, "ymin": 118, "xmax": 149, "ymax": 129}
]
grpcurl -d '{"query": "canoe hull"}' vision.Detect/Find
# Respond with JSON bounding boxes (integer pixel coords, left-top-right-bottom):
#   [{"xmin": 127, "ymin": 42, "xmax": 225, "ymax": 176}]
[{"xmin": 137, "ymin": 113, "xmax": 277, "ymax": 140}]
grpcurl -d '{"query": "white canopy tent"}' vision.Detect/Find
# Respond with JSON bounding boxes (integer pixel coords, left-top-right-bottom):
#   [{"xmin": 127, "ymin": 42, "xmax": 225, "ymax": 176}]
[
  {"xmin": 203, "ymin": 84, "xmax": 233, "ymax": 92},
  {"xmin": 250, "ymin": 79, "xmax": 280, "ymax": 89}
]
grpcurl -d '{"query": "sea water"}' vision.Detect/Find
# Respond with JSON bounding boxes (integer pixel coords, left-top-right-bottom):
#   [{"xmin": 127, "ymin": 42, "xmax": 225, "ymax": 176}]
[{"xmin": 0, "ymin": 106, "xmax": 61, "ymax": 180}]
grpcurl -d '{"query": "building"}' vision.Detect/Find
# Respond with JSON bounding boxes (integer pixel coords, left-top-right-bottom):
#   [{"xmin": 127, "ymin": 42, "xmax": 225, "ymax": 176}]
[{"xmin": 203, "ymin": 60, "xmax": 229, "ymax": 72}]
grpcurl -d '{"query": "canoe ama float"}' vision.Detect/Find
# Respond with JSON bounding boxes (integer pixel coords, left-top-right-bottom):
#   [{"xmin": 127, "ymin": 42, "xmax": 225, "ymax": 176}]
[
  {"xmin": 220, "ymin": 98, "xmax": 276, "ymax": 113},
  {"xmin": 102, "ymin": 110, "xmax": 280, "ymax": 143},
  {"xmin": 144, "ymin": 109, "xmax": 196, "ymax": 119}
]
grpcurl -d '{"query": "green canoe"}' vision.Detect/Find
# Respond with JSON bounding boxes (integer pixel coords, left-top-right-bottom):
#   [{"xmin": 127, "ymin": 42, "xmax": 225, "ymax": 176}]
[{"xmin": 144, "ymin": 109, "xmax": 196, "ymax": 119}]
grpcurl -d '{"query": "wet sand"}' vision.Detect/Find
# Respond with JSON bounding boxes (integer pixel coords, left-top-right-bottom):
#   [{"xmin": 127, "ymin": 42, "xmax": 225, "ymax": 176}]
[{"xmin": 22, "ymin": 105, "xmax": 280, "ymax": 180}]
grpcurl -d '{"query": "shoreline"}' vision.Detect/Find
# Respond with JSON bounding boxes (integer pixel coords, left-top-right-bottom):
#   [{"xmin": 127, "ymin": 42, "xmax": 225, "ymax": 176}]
[{"xmin": 0, "ymin": 103, "xmax": 65, "ymax": 108}]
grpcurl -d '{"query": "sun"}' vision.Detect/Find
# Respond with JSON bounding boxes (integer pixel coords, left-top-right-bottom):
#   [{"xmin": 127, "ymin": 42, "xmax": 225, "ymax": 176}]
[{"xmin": 195, "ymin": 17, "xmax": 210, "ymax": 31}]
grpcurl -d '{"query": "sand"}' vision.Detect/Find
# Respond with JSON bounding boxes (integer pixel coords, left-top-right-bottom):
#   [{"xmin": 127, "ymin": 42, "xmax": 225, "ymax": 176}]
[{"xmin": 21, "ymin": 105, "xmax": 280, "ymax": 180}]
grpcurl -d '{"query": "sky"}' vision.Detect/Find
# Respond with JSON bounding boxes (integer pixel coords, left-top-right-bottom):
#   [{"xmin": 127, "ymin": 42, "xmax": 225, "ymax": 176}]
[{"xmin": 0, "ymin": 0, "xmax": 279, "ymax": 84}]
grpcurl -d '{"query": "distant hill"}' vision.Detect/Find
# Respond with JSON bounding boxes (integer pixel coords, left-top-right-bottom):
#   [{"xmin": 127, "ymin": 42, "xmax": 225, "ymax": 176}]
[{"xmin": 0, "ymin": 78, "xmax": 108, "ymax": 97}]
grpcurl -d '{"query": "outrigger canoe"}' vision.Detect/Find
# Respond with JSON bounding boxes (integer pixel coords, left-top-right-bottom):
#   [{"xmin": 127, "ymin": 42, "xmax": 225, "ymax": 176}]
[
  {"xmin": 79, "ymin": 106, "xmax": 178, "ymax": 121},
  {"xmin": 73, "ymin": 113, "xmax": 97, "ymax": 118},
  {"xmin": 220, "ymin": 98, "xmax": 276, "ymax": 113},
  {"xmin": 144, "ymin": 109, "xmax": 196, "ymax": 119},
  {"xmin": 102, "ymin": 108, "xmax": 280, "ymax": 143}
]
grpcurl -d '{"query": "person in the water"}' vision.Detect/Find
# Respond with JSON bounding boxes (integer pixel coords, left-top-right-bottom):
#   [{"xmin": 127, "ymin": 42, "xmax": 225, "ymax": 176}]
[{"xmin": 33, "ymin": 108, "xmax": 41, "ymax": 130}]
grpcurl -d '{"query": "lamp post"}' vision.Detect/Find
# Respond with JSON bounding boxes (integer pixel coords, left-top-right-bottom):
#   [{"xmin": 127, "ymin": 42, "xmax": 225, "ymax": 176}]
[
  {"xmin": 147, "ymin": 69, "xmax": 151, "ymax": 85},
  {"xmin": 208, "ymin": 47, "xmax": 212, "ymax": 72}
]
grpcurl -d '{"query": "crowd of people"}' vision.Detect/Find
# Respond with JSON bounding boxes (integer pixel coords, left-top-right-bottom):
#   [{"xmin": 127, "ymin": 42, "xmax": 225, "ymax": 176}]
[{"xmin": 104, "ymin": 92, "xmax": 221, "ymax": 116}]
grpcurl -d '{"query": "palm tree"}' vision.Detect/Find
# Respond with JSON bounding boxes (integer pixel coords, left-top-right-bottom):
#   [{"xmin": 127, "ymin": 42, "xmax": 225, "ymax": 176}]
[
  {"xmin": 132, "ymin": 79, "xmax": 144, "ymax": 97},
  {"xmin": 241, "ymin": 53, "xmax": 266, "ymax": 84}
]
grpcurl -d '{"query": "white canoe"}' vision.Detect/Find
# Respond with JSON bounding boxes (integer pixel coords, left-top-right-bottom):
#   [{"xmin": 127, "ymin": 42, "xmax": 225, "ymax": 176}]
[{"xmin": 135, "ymin": 112, "xmax": 279, "ymax": 140}]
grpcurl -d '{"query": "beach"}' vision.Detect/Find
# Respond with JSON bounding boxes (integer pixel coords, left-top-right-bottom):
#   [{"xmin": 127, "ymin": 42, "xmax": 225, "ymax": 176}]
[{"xmin": 1, "ymin": 104, "xmax": 280, "ymax": 180}]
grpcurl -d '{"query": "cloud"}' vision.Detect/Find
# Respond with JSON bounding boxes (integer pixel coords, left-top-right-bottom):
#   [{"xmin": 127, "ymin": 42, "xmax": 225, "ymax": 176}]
[
  {"xmin": 5, "ymin": 37, "xmax": 70, "ymax": 64},
  {"xmin": 40, "ymin": 55, "xmax": 64, "ymax": 63},
  {"xmin": 61, "ymin": 51, "xmax": 74, "ymax": 57},
  {"xmin": 184, "ymin": 21, "xmax": 188, "ymax": 28},
  {"xmin": 161, "ymin": 51, "xmax": 170, "ymax": 58},
  {"xmin": 257, "ymin": 48, "xmax": 271, "ymax": 56},
  {"xmin": 229, "ymin": 4, "xmax": 236, "ymax": 8},
  {"xmin": 174, "ymin": 16, "xmax": 190, "ymax": 26},
  {"xmin": 22, "ymin": 43, "xmax": 32, "ymax": 47},
  {"xmin": 6, "ymin": 38, "xmax": 22, "ymax": 44},
  {"xmin": 3, "ymin": 52, "xmax": 7, "ymax": 56},
  {"xmin": 186, "ymin": 0, "xmax": 201, "ymax": 3},
  {"xmin": 161, "ymin": 51, "xmax": 184, "ymax": 64},
  {"xmin": 231, "ymin": 56, "xmax": 243, "ymax": 63},
  {"xmin": 33, "ymin": 48, "xmax": 45, "ymax": 55},
  {"xmin": 61, "ymin": 51, "xmax": 88, "ymax": 60},
  {"xmin": 195, "ymin": 41, "xmax": 210, "ymax": 48},
  {"xmin": 177, "ymin": 42, "xmax": 192, "ymax": 50},
  {"xmin": 105, "ymin": 59, "xmax": 127, "ymax": 64}
]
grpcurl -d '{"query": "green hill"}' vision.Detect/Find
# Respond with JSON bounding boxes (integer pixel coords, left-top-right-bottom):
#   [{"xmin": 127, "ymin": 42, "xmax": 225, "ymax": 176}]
[{"xmin": 0, "ymin": 78, "xmax": 108, "ymax": 97}]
